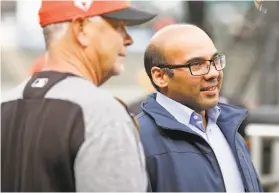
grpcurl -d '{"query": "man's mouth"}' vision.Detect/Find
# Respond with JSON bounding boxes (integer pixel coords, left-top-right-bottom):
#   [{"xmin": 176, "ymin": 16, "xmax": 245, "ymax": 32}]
[
  {"xmin": 118, "ymin": 53, "xmax": 126, "ymax": 57},
  {"xmin": 200, "ymin": 85, "xmax": 218, "ymax": 92}
]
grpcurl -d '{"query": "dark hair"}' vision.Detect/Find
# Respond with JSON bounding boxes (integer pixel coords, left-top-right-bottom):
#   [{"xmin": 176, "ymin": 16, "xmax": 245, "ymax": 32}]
[{"xmin": 144, "ymin": 44, "xmax": 168, "ymax": 91}]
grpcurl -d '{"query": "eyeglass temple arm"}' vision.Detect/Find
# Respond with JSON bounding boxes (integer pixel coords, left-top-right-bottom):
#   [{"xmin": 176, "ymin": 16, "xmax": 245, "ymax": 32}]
[{"xmin": 157, "ymin": 64, "xmax": 191, "ymax": 69}]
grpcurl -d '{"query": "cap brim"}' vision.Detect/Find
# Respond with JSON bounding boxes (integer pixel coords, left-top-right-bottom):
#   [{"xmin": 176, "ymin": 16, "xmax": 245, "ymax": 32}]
[{"xmin": 102, "ymin": 7, "xmax": 156, "ymax": 26}]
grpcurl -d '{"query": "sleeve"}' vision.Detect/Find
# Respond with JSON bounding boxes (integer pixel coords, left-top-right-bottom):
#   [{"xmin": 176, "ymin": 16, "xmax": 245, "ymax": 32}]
[{"xmin": 73, "ymin": 118, "xmax": 148, "ymax": 192}]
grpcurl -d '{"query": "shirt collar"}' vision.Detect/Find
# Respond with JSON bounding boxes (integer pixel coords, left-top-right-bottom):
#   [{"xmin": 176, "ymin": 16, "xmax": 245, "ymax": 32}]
[
  {"xmin": 207, "ymin": 105, "xmax": 221, "ymax": 122},
  {"xmin": 156, "ymin": 92, "xmax": 221, "ymax": 127}
]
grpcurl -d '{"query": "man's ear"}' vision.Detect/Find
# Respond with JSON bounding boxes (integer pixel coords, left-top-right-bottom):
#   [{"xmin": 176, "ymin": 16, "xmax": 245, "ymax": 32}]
[
  {"xmin": 71, "ymin": 16, "xmax": 89, "ymax": 47},
  {"xmin": 151, "ymin": 67, "xmax": 169, "ymax": 89}
]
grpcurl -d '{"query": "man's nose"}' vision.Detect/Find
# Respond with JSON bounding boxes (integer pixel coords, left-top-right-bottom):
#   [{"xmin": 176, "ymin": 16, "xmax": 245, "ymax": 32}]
[
  {"xmin": 204, "ymin": 63, "xmax": 220, "ymax": 80},
  {"xmin": 123, "ymin": 30, "xmax": 134, "ymax": 47}
]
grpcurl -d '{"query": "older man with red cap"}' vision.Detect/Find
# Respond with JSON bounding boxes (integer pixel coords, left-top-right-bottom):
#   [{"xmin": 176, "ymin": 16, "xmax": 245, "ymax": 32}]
[{"xmin": 1, "ymin": 0, "xmax": 156, "ymax": 192}]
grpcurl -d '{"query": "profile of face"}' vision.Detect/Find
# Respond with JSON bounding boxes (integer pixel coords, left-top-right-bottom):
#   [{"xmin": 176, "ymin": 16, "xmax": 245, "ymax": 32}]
[
  {"xmin": 152, "ymin": 26, "xmax": 224, "ymax": 111},
  {"xmin": 98, "ymin": 17, "xmax": 134, "ymax": 76},
  {"xmin": 75, "ymin": 16, "xmax": 133, "ymax": 80}
]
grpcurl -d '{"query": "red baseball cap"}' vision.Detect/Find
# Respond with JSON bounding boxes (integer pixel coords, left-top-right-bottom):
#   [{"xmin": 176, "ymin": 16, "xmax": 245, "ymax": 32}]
[{"xmin": 38, "ymin": 0, "xmax": 156, "ymax": 27}]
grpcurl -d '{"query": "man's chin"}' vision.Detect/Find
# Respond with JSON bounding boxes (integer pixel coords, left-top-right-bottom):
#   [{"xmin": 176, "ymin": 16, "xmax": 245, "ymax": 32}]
[
  {"xmin": 204, "ymin": 99, "xmax": 219, "ymax": 109},
  {"xmin": 112, "ymin": 63, "xmax": 125, "ymax": 75},
  {"xmin": 198, "ymin": 96, "xmax": 219, "ymax": 110}
]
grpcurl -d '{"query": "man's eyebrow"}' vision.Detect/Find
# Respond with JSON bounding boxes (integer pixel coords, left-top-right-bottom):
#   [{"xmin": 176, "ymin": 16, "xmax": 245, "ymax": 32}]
[{"xmin": 185, "ymin": 52, "xmax": 219, "ymax": 64}]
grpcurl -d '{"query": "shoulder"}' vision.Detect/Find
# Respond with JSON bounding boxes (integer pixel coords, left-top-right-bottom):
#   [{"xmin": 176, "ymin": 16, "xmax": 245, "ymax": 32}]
[
  {"xmin": 46, "ymin": 76, "xmax": 131, "ymax": 127},
  {"xmin": 136, "ymin": 111, "xmax": 157, "ymax": 132},
  {"xmin": 136, "ymin": 111, "xmax": 164, "ymax": 154},
  {"xmin": 1, "ymin": 78, "xmax": 30, "ymax": 104}
]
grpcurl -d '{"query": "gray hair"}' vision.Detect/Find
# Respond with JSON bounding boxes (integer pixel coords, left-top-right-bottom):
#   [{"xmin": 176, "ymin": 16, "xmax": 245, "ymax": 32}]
[
  {"xmin": 42, "ymin": 22, "xmax": 69, "ymax": 49},
  {"xmin": 42, "ymin": 16, "xmax": 101, "ymax": 49}
]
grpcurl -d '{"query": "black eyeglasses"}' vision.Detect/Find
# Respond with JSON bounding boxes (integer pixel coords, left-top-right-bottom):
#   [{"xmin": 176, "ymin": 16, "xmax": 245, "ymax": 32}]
[{"xmin": 157, "ymin": 54, "xmax": 226, "ymax": 76}]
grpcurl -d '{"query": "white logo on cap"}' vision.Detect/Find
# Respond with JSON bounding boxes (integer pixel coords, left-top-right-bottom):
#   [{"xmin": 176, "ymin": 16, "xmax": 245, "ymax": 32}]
[
  {"xmin": 31, "ymin": 78, "xmax": 48, "ymax": 88},
  {"xmin": 73, "ymin": 0, "xmax": 94, "ymax": 11}
]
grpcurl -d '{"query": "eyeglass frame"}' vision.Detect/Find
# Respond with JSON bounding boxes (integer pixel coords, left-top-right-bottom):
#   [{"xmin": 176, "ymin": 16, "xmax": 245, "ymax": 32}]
[{"xmin": 156, "ymin": 54, "xmax": 226, "ymax": 76}]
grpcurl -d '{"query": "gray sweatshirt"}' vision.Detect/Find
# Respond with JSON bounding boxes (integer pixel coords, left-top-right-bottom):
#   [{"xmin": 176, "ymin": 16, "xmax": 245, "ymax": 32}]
[{"xmin": 1, "ymin": 71, "xmax": 147, "ymax": 192}]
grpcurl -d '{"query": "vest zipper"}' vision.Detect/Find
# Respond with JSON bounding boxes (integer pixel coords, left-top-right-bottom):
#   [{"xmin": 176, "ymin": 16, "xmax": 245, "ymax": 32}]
[{"xmin": 234, "ymin": 115, "xmax": 250, "ymax": 192}]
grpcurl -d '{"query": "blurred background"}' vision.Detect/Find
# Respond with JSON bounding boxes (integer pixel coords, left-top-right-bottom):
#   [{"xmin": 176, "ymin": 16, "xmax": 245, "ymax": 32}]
[{"xmin": 1, "ymin": 0, "xmax": 279, "ymax": 191}]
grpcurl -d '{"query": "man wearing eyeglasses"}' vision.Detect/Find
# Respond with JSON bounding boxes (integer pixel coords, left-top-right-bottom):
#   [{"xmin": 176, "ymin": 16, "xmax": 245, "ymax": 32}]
[{"xmin": 137, "ymin": 24, "xmax": 263, "ymax": 192}]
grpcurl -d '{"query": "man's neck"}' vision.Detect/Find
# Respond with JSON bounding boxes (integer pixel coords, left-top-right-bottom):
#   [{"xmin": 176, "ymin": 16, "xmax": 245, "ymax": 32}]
[
  {"xmin": 44, "ymin": 48, "xmax": 100, "ymax": 85},
  {"xmin": 159, "ymin": 92, "xmax": 209, "ymax": 129},
  {"xmin": 196, "ymin": 110, "xmax": 207, "ymax": 129}
]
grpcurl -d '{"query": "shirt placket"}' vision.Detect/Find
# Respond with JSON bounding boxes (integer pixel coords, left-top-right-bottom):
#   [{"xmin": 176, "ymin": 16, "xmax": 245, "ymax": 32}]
[{"xmin": 189, "ymin": 113, "xmax": 210, "ymax": 141}]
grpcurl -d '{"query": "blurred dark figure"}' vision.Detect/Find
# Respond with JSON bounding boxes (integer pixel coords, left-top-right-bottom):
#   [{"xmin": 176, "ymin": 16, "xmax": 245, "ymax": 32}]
[
  {"xmin": 256, "ymin": 0, "xmax": 279, "ymax": 105},
  {"xmin": 184, "ymin": 1, "xmax": 213, "ymax": 38},
  {"xmin": 233, "ymin": 0, "xmax": 279, "ymax": 105},
  {"xmin": 254, "ymin": 0, "xmax": 279, "ymax": 18},
  {"xmin": 1, "ymin": 1, "xmax": 16, "ymax": 18}
]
